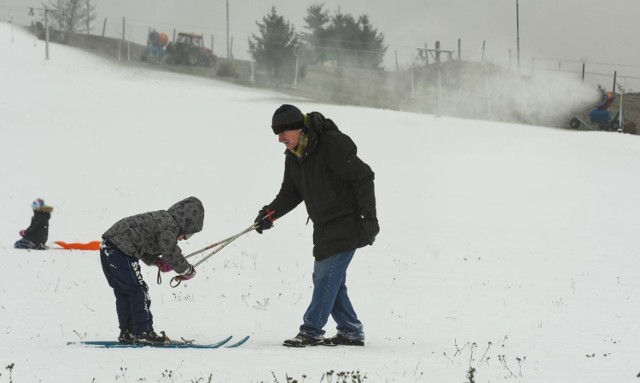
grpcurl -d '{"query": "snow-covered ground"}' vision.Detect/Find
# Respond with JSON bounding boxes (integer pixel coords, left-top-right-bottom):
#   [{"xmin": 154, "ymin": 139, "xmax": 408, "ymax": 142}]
[{"xmin": 2, "ymin": 23, "xmax": 640, "ymax": 383}]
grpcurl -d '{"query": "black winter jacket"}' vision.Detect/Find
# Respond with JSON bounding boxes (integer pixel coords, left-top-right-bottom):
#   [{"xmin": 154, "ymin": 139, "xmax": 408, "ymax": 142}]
[
  {"xmin": 102, "ymin": 197, "xmax": 204, "ymax": 273},
  {"xmin": 23, "ymin": 210, "xmax": 51, "ymax": 247},
  {"xmin": 268, "ymin": 112, "xmax": 379, "ymax": 260}
]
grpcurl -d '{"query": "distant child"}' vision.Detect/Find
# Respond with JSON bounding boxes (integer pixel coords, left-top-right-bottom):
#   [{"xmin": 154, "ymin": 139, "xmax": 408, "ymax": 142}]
[
  {"xmin": 100, "ymin": 196, "xmax": 204, "ymax": 344},
  {"xmin": 14, "ymin": 198, "xmax": 53, "ymax": 250}
]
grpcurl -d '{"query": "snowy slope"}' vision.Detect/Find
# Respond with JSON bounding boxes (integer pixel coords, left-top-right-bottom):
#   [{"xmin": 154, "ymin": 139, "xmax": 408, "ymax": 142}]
[{"xmin": 2, "ymin": 23, "xmax": 640, "ymax": 383}]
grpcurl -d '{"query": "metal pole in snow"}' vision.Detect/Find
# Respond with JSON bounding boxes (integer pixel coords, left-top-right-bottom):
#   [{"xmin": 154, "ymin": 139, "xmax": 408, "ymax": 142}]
[
  {"xmin": 226, "ymin": 0, "xmax": 230, "ymax": 59},
  {"xmin": 44, "ymin": 9, "xmax": 50, "ymax": 60},
  {"xmin": 516, "ymin": 0, "xmax": 520, "ymax": 73}
]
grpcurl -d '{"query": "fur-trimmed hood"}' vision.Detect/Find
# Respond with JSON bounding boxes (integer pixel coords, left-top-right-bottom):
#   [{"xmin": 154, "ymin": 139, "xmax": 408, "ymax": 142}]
[{"xmin": 35, "ymin": 206, "xmax": 53, "ymax": 214}]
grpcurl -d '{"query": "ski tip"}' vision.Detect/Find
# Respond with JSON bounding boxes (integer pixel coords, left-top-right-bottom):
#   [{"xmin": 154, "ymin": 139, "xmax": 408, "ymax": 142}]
[{"xmin": 226, "ymin": 335, "xmax": 250, "ymax": 348}]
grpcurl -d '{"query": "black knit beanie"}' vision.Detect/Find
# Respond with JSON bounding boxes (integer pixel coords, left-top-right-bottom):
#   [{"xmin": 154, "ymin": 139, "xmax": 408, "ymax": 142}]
[{"xmin": 272, "ymin": 104, "xmax": 304, "ymax": 134}]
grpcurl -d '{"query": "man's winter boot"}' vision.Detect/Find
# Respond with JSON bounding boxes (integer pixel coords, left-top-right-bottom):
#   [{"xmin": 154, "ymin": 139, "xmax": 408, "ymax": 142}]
[
  {"xmin": 323, "ymin": 333, "xmax": 365, "ymax": 346},
  {"xmin": 134, "ymin": 331, "xmax": 168, "ymax": 345},
  {"xmin": 282, "ymin": 333, "xmax": 324, "ymax": 348},
  {"xmin": 118, "ymin": 329, "xmax": 135, "ymax": 344}
]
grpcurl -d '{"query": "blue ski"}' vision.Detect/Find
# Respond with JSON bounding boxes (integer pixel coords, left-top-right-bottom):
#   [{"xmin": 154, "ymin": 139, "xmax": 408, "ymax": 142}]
[
  {"xmin": 225, "ymin": 335, "xmax": 250, "ymax": 348},
  {"xmin": 68, "ymin": 335, "xmax": 233, "ymax": 349}
]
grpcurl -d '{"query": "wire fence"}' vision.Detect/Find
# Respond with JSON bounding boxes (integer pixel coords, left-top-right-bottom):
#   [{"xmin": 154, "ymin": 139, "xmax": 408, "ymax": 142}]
[{"xmin": 2, "ymin": 4, "xmax": 639, "ymax": 92}]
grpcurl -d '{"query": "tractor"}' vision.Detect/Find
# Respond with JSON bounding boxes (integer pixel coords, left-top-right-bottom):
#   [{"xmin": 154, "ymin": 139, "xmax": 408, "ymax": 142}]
[{"xmin": 165, "ymin": 33, "xmax": 217, "ymax": 67}]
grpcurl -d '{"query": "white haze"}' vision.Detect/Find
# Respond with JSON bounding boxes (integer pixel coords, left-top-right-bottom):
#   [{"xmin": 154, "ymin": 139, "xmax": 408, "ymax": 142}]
[
  {"xmin": 1, "ymin": 0, "xmax": 640, "ymax": 88},
  {"xmin": 2, "ymin": 23, "xmax": 640, "ymax": 383}
]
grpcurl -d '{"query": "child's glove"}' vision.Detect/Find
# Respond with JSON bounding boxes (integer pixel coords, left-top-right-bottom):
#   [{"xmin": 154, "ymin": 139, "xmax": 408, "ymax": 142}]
[
  {"xmin": 179, "ymin": 265, "xmax": 196, "ymax": 280},
  {"xmin": 19, "ymin": 229, "xmax": 25, "ymax": 237},
  {"xmin": 154, "ymin": 258, "xmax": 172, "ymax": 273}
]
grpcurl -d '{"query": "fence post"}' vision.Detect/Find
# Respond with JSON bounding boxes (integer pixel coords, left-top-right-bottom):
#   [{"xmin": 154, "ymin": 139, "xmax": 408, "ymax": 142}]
[
  {"xmin": 435, "ymin": 41, "xmax": 441, "ymax": 117},
  {"xmin": 44, "ymin": 8, "xmax": 50, "ymax": 60},
  {"xmin": 581, "ymin": 63, "xmax": 585, "ymax": 82},
  {"xmin": 411, "ymin": 64, "xmax": 415, "ymax": 99},
  {"xmin": 395, "ymin": 50, "xmax": 399, "ymax": 71},
  {"xmin": 86, "ymin": 0, "xmax": 90, "ymax": 34},
  {"xmin": 424, "ymin": 43, "xmax": 428, "ymax": 65},
  {"xmin": 293, "ymin": 43, "xmax": 299, "ymax": 88},
  {"xmin": 531, "ymin": 57, "xmax": 535, "ymax": 75}
]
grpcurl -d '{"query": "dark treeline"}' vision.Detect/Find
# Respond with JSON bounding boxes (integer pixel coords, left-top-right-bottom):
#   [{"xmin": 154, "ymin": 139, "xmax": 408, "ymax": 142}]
[{"xmin": 249, "ymin": 4, "xmax": 387, "ymax": 85}]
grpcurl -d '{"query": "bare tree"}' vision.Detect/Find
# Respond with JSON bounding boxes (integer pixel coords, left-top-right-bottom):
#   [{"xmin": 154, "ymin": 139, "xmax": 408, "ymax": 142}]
[{"xmin": 45, "ymin": 0, "xmax": 96, "ymax": 36}]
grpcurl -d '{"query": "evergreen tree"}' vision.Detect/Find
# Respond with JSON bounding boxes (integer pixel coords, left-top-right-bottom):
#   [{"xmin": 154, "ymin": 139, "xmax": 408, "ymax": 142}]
[
  {"xmin": 354, "ymin": 15, "xmax": 386, "ymax": 69},
  {"xmin": 248, "ymin": 7, "xmax": 299, "ymax": 85},
  {"xmin": 302, "ymin": 4, "xmax": 330, "ymax": 64},
  {"xmin": 303, "ymin": 5, "xmax": 386, "ymax": 69}
]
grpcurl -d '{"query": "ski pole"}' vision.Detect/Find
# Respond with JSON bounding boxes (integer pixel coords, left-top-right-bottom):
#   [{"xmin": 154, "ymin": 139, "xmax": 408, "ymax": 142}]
[
  {"xmin": 170, "ymin": 210, "xmax": 275, "ymax": 287},
  {"xmin": 183, "ymin": 232, "xmax": 243, "ymax": 259},
  {"xmin": 183, "ymin": 210, "xmax": 274, "ymax": 259},
  {"xmin": 158, "ymin": 224, "xmax": 255, "ymax": 286},
  {"xmin": 193, "ymin": 223, "xmax": 256, "ymax": 267},
  {"xmin": 170, "ymin": 225, "xmax": 254, "ymax": 288}
]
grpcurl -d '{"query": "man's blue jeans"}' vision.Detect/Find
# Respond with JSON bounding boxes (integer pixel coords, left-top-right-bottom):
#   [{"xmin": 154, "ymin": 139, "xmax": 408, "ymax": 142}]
[{"xmin": 299, "ymin": 249, "xmax": 364, "ymax": 340}]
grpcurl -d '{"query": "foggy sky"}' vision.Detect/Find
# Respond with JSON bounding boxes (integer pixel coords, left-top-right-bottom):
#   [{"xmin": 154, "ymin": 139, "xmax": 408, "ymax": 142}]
[{"xmin": 2, "ymin": 0, "xmax": 639, "ymax": 88}]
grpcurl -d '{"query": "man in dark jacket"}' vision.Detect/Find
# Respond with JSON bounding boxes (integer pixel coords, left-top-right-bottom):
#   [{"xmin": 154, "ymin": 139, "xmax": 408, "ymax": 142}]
[
  {"xmin": 254, "ymin": 104, "xmax": 379, "ymax": 347},
  {"xmin": 101, "ymin": 196, "xmax": 204, "ymax": 344}
]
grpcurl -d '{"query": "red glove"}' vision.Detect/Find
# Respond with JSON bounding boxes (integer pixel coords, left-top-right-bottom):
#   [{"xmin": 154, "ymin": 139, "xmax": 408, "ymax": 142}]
[
  {"xmin": 154, "ymin": 258, "xmax": 173, "ymax": 273},
  {"xmin": 19, "ymin": 229, "xmax": 25, "ymax": 237},
  {"xmin": 179, "ymin": 265, "xmax": 196, "ymax": 280}
]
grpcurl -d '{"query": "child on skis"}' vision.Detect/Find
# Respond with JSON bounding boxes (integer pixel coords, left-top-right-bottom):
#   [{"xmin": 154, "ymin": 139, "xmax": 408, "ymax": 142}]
[
  {"xmin": 14, "ymin": 198, "xmax": 53, "ymax": 250},
  {"xmin": 100, "ymin": 196, "xmax": 203, "ymax": 344}
]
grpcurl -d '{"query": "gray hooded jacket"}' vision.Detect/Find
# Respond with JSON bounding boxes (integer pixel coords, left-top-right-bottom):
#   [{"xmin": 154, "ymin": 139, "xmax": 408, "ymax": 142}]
[{"xmin": 102, "ymin": 197, "xmax": 204, "ymax": 273}]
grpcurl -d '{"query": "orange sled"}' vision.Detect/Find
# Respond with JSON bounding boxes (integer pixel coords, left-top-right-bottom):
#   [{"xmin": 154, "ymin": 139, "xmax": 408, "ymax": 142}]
[{"xmin": 54, "ymin": 241, "xmax": 101, "ymax": 250}]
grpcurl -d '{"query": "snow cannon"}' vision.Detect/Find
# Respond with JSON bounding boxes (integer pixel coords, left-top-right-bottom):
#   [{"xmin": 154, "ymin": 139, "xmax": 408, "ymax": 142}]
[
  {"xmin": 588, "ymin": 86, "xmax": 614, "ymax": 125},
  {"xmin": 594, "ymin": 86, "xmax": 614, "ymax": 111},
  {"xmin": 141, "ymin": 30, "xmax": 169, "ymax": 62},
  {"xmin": 568, "ymin": 86, "xmax": 615, "ymax": 130},
  {"xmin": 589, "ymin": 109, "xmax": 611, "ymax": 125},
  {"xmin": 569, "ymin": 85, "xmax": 635, "ymax": 134},
  {"xmin": 147, "ymin": 30, "xmax": 169, "ymax": 48}
]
